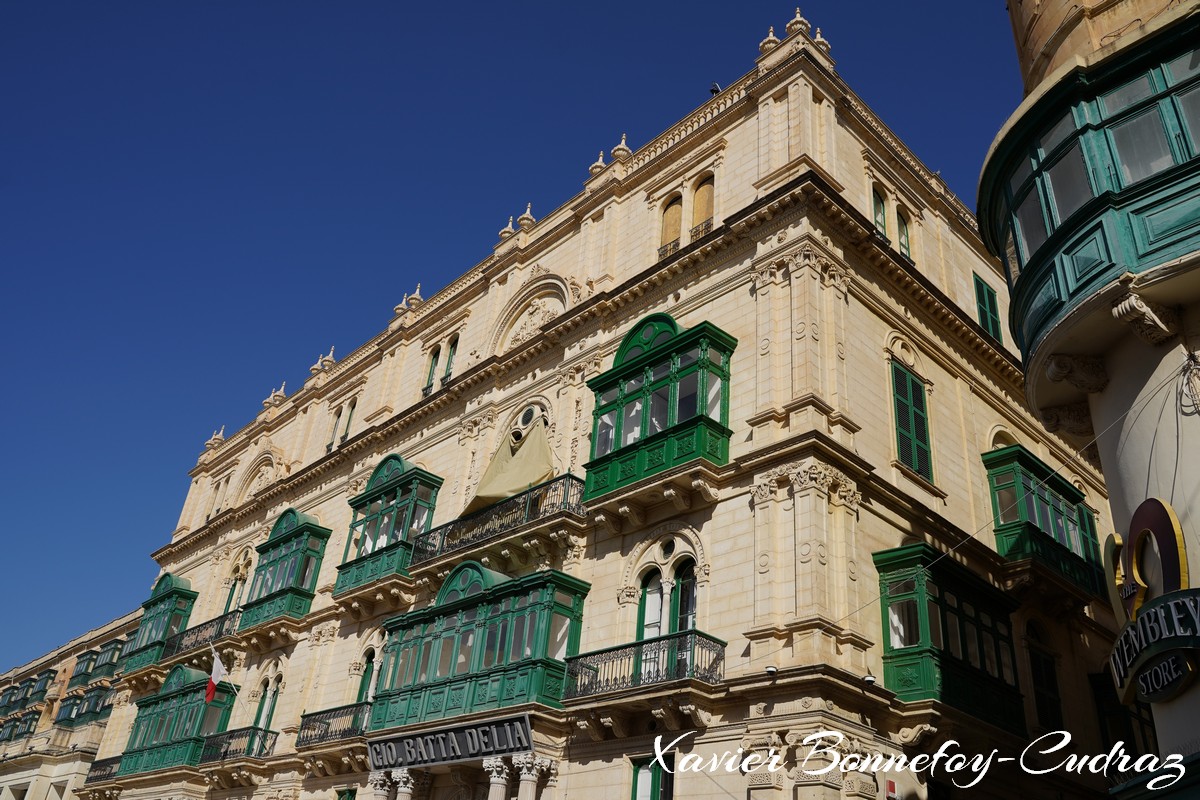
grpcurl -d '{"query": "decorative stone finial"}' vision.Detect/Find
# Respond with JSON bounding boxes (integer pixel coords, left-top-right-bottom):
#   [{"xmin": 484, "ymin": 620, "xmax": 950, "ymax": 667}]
[
  {"xmin": 610, "ymin": 133, "xmax": 631, "ymax": 162},
  {"xmin": 499, "ymin": 216, "xmax": 516, "ymax": 239},
  {"xmin": 204, "ymin": 426, "xmax": 226, "ymax": 450},
  {"xmin": 589, "ymin": 150, "xmax": 606, "ymax": 176},
  {"xmin": 408, "ymin": 283, "xmax": 423, "ymax": 309},
  {"xmin": 759, "ymin": 26, "xmax": 780, "ymax": 54},
  {"xmin": 262, "ymin": 383, "xmax": 287, "ymax": 408},
  {"xmin": 813, "ymin": 27, "xmax": 830, "ymax": 53},
  {"xmin": 517, "ymin": 203, "xmax": 535, "ymax": 230},
  {"xmin": 310, "ymin": 346, "xmax": 336, "ymax": 375},
  {"xmin": 786, "ymin": 8, "xmax": 810, "ymax": 37}
]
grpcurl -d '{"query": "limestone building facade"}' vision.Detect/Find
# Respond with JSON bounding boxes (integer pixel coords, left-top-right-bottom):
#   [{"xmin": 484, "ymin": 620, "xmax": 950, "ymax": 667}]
[
  {"xmin": 0, "ymin": 612, "xmax": 138, "ymax": 800},
  {"xmin": 2, "ymin": 10, "xmax": 1166, "ymax": 800}
]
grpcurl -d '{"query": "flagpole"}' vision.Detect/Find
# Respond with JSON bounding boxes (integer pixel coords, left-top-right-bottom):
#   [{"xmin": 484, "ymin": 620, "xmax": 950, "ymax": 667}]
[{"xmin": 209, "ymin": 644, "xmax": 254, "ymax": 723}]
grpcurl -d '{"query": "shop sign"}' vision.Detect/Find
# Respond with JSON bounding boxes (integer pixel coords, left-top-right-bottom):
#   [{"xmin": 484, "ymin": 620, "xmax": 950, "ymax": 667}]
[
  {"xmin": 1104, "ymin": 498, "xmax": 1197, "ymax": 703},
  {"xmin": 368, "ymin": 713, "xmax": 532, "ymax": 770}
]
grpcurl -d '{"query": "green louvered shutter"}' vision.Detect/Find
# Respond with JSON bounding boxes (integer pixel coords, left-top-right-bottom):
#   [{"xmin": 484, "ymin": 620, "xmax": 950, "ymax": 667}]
[
  {"xmin": 892, "ymin": 361, "xmax": 933, "ymax": 482},
  {"xmin": 974, "ymin": 274, "xmax": 1003, "ymax": 342}
]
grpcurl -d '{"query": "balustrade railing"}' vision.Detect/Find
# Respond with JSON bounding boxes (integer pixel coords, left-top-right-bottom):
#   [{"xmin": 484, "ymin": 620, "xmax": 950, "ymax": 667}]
[
  {"xmin": 689, "ymin": 218, "xmax": 713, "ymax": 240},
  {"xmin": 198, "ymin": 726, "xmax": 277, "ymax": 763},
  {"xmin": 296, "ymin": 701, "xmax": 371, "ymax": 747},
  {"xmin": 411, "ymin": 475, "xmax": 585, "ymax": 566},
  {"xmin": 85, "ymin": 755, "xmax": 123, "ymax": 784},
  {"xmin": 161, "ymin": 610, "xmax": 241, "ymax": 660},
  {"xmin": 657, "ymin": 238, "xmax": 681, "ymax": 260},
  {"xmin": 564, "ymin": 629, "xmax": 725, "ymax": 699}
]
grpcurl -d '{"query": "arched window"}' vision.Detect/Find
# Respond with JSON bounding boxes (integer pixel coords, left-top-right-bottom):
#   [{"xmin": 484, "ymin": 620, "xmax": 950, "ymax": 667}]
[
  {"xmin": 442, "ymin": 336, "xmax": 458, "ymax": 384},
  {"xmin": 223, "ymin": 551, "xmax": 253, "ymax": 615},
  {"xmin": 327, "ymin": 406, "xmax": 342, "ymax": 453},
  {"xmin": 636, "ymin": 560, "xmax": 698, "ymax": 682},
  {"xmin": 659, "ymin": 197, "xmax": 682, "ymax": 259},
  {"xmin": 261, "ymin": 676, "xmax": 282, "ymax": 731},
  {"xmin": 357, "ymin": 649, "xmax": 376, "ymax": 703},
  {"xmin": 873, "ymin": 190, "xmax": 887, "ymax": 235},
  {"xmin": 341, "ymin": 398, "xmax": 357, "ymax": 444},
  {"xmin": 424, "ymin": 347, "xmax": 441, "ymax": 397},
  {"xmin": 691, "ymin": 178, "xmax": 714, "ymax": 239},
  {"xmin": 1027, "ymin": 622, "xmax": 1062, "ymax": 730},
  {"xmin": 897, "ymin": 211, "xmax": 912, "ymax": 259}
]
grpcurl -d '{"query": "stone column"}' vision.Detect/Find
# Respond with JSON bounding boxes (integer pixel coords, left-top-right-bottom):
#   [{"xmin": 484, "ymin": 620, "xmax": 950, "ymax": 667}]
[
  {"xmin": 394, "ymin": 769, "xmax": 424, "ymax": 800},
  {"xmin": 483, "ymin": 757, "xmax": 510, "ymax": 800},
  {"xmin": 513, "ymin": 754, "xmax": 546, "ymax": 800},
  {"xmin": 367, "ymin": 770, "xmax": 393, "ymax": 800}
]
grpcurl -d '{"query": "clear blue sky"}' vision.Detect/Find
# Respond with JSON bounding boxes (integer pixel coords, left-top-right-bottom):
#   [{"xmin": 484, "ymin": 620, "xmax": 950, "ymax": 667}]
[{"xmin": 0, "ymin": 2, "xmax": 1021, "ymax": 671}]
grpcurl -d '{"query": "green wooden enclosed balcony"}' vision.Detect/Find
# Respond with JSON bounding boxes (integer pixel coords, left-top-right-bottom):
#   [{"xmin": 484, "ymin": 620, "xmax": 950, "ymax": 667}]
[
  {"xmin": 117, "ymin": 665, "xmax": 235, "ymax": 778},
  {"xmin": 239, "ymin": 509, "xmax": 330, "ymax": 631},
  {"xmin": 873, "ymin": 544, "xmax": 1025, "ymax": 736},
  {"xmin": 334, "ymin": 455, "xmax": 443, "ymax": 598},
  {"xmin": 370, "ymin": 562, "xmax": 588, "ymax": 731},
  {"xmin": 563, "ymin": 629, "xmax": 726, "ymax": 699},
  {"xmin": 410, "ymin": 475, "xmax": 585, "ymax": 566},
  {"xmin": 118, "ymin": 574, "xmax": 197, "ymax": 674},
  {"xmin": 582, "ymin": 314, "xmax": 736, "ymax": 502},
  {"xmin": 983, "ymin": 444, "xmax": 1103, "ymax": 597}
]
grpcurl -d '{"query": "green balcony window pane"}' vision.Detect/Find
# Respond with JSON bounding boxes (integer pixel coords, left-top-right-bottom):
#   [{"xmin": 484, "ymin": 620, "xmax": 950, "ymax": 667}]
[
  {"xmin": 677, "ymin": 372, "xmax": 699, "ymax": 421},
  {"xmin": 1168, "ymin": 48, "xmax": 1200, "ymax": 82},
  {"xmin": 1103, "ymin": 74, "xmax": 1154, "ymax": 115},
  {"xmin": 1047, "ymin": 141, "xmax": 1093, "ymax": 222},
  {"xmin": 1014, "ymin": 189, "xmax": 1048, "ymax": 258},
  {"xmin": 1112, "ymin": 110, "xmax": 1175, "ymax": 184},
  {"xmin": 1040, "ymin": 111, "xmax": 1076, "ymax": 153},
  {"xmin": 927, "ymin": 599, "xmax": 943, "ymax": 648},
  {"xmin": 1179, "ymin": 85, "xmax": 1200, "ymax": 149},
  {"xmin": 1009, "ymin": 154, "xmax": 1034, "ymax": 195},
  {"xmin": 888, "ymin": 599, "xmax": 919, "ymax": 649},
  {"xmin": 1003, "ymin": 226, "xmax": 1020, "ymax": 283},
  {"xmin": 595, "ymin": 411, "xmax": 616, "ymax": 457},
  {"xmin": 621, "ymin": 399, "xmax": 643, "ymax": 446},
  {"xmin": 996, "ymin": 485, "xmax": 1019, "ymax": 523}
]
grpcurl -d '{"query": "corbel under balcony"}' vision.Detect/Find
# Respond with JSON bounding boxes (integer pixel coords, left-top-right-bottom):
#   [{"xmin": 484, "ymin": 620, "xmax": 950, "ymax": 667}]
[
  {"xmin": 302, "ymin": 747, "xmax": 370, "ymax": 777},
  {"xmin": 332, "ymin": 578, "xmax": 415, "ymax": 621},
  {"xmin": 586, "ymin": 463, "xmax": 723, "ymax": 537},
  {"xmin": 239, "ymin": 616, "xmax": 305, "ymax": 654}
]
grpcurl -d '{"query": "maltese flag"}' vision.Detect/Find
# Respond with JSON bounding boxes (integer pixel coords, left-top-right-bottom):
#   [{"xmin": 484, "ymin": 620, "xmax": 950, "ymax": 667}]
[{"xmin": 206, "ymin": 647, "xmax": 227, "ymax": 704}]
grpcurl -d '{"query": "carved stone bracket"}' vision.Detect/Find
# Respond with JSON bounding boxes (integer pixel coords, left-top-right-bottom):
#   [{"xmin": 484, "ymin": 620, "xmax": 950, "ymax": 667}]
[
  {"xmin": 1045, "ymin": 354, "xmax": 1109, "ymax": 394},
  {"xmin": 1040, "ymin": 402, "xmax": 1094, "ymax": 437},
  {"xmin": 1112, "ymin": 291, "xmax": 1178, "ymax": 344}
]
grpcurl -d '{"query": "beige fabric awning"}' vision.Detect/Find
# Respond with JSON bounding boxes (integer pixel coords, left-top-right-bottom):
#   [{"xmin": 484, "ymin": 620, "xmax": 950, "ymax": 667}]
[{"xmin": 461, "ymin": 420, "xmax": 556, "ymax": 515}]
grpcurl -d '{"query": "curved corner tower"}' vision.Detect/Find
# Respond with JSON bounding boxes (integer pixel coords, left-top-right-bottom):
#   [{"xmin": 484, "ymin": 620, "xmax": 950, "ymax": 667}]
[{"xmin": 979, "ymin": 0, "xmax": 1200, "ymax": 769}]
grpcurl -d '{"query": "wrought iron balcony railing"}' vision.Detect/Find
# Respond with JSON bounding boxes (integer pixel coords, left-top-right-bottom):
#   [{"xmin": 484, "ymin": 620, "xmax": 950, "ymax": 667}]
[
  {"xmin": 161, "ymin": 610, "xmax": 242, "ymax": 660},
  {"xmin": 411, "ymin": 475, "xmax": 585, "ymax": 566},
  {"xmin": 657, "ymin": 238, "xmax": 680, "ymax": 260},
  {"xmin": 689, "ymin": 217, "xmax": 713, "ymax": 240},
  {"xmin": 296, "ymin": 701, "xmax": 371, "ymax": 747},
  {"xmin": 564, "ymin": 629, "xmax": 725, "ymax": 699},
  {"xmin": 85, "ymin": 755, "xmax": 123, "ymax": 784},
  {"xmin": 198, "ymin": 726, "xmax": 277, "ymax": 764}
]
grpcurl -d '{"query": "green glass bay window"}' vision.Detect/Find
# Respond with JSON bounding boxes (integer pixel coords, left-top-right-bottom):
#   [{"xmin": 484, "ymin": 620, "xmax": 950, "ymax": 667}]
[
  {"xmin": 872, "ymin": 543, "xmax": 1024, "ymax": 735},
  {"xmin": 334, "ymin": 455, "xmax": 443, "ymax": 596},
  {"xmin": 70, "ymin": 651, "xmax": 98, "ymax": 690},
  {"xmin": 120, "ymin": 574, "xmax": 197, "ymax": 672},
  {"xmin": 91, "ymin": 640, "xmax": 123, "ymax": 680},
  {"xmin": 370, "ymin": 561, "xmax": 589, "ymax": 729},
  {"xmin": 982, "ymin": 444, "xmax": 1103, "ymax": 595},
  {"xmin": 119, "ymin": 665, "xmax": 235, "ymax": 776},
  {"xmin": 238, "ymin": 509, "xmax": 331, "ymax": 630},
  {"xmin": 584, "ymin": 314, "xmax": 736, "ymax": 501}
]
